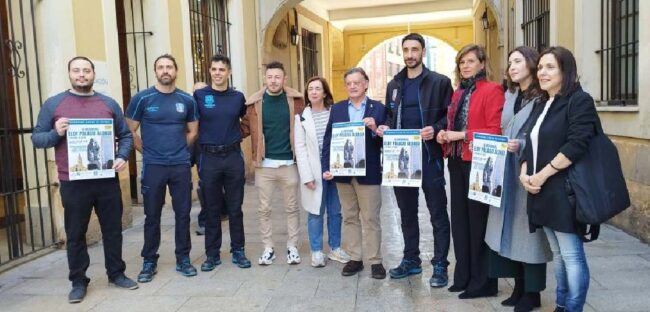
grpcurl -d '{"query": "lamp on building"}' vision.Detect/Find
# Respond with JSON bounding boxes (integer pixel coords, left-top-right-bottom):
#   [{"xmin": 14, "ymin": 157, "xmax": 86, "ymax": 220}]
[
  {"xmin": 290, "ymin": 25, "xmax": 300, "ymax": 46},
  {"xmin": 481, "ymin": 9, "xmax": 489, "ymax": 30}
]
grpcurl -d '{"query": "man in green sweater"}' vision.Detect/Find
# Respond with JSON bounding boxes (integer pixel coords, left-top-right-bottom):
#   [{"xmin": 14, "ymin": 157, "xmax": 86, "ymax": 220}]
[{"xmin": 241, "ymin": 61, "xmax": 305, "ymax": 265}]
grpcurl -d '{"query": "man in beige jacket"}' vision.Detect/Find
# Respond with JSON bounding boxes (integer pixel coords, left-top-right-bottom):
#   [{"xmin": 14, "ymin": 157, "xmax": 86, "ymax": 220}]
[{"xmin": 241, "ymin": 61, "xmax": 305, "ymax": 265}]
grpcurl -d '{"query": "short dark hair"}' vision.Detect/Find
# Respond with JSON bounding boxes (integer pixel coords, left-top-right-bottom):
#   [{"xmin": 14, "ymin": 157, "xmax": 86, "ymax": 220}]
[
  {"xmin": 304, "ymin": 76, "xmax": 334, "ymax": 109},
  {"xmin": 343, "ymin": 67, "xmax": 369, "ymax": 81},
  {"xmin": 154, "ymin": 54, "xmax": 178, "ymax": 70},
  {"xmin": 68, "ymin": 56, "xmax": 95, "ymax": 71},
  {"xmin": 506, "ymin": 46, "xmax": 542, "ymax": 99},
  {"xmin": 210, "ymin": 54, "xmax": 231, "ymax": 69},
  {"xmin": 402, "ymin": 33, "xmax": 425, "ymax": 49},
  {"xmin": 538, "ymin": 46, "xmax": 580, "ymax": 98},
  {"xmin": 265, "ymin": 61, "xmax": 285, "ymax": 74}
]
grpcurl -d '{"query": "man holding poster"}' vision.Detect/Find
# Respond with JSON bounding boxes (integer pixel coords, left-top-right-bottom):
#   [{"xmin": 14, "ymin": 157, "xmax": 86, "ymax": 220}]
[
  {"xmin": 32, "ymin": 56, "xmax": 137, "ymax": 303},
  {"xmin": 377, "ymin": 33, "xmax": 452, "ymax": 286},
  {"xmin": 322, "ymin": 67, "xmax": 387, "ymax": 279}
]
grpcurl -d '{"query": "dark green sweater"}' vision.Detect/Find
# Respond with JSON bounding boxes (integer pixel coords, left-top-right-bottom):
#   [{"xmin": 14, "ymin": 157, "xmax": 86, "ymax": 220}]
[{"xmin": 262, "ymin": 92, "xmax": 292, "ymax": 160}]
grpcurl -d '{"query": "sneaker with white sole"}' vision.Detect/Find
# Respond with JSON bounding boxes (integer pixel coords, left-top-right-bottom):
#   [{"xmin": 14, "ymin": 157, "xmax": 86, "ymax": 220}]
[
  {"xmin": 328, "ymin": 248, "xmax": 351, "ymax": 264},
  {"xmin": 311, "ymin": 251, "xmax": 326, "ymax": 267},
  {"xmin": 287, "ymin": 246, "xmax": 301, "ymax": 265},
  {"xmin": 258, "ymin": 247, "xmax": 275, "ymax": 265}
]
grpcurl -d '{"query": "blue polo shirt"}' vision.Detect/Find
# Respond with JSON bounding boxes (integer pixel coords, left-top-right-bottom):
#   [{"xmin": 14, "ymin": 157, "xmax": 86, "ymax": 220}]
[
  {"xmin": 126, "ymin": 86, "xmax": 198, "ymax": 165},
  {"xmin": 193, "ymin": 86, "xmax": 246, "ymax": 146}
]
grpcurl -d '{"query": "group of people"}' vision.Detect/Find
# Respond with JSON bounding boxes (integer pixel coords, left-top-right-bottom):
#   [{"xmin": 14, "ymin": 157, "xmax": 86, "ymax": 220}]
[{"xmin": 32, "ymin": 32, "xmax": 598, "ymax": 312}]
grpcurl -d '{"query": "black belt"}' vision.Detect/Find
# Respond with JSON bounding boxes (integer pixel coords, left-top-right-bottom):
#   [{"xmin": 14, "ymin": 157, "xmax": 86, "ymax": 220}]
[{"xmin": 201, "ymin": 142, "xmax": 240, "ymax": 154}]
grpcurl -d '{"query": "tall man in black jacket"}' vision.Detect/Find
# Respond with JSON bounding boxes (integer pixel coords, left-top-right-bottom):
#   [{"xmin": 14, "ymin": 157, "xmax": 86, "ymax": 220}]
[{"xmin": 377, "ymin": 33, "xmax": 452, "ymax": 287}]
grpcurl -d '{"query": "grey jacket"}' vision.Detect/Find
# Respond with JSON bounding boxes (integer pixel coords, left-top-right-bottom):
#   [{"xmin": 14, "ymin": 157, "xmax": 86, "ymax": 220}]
[{"xmin": 485, "ymin": 89, "xmax": 552, "ymax": 264}]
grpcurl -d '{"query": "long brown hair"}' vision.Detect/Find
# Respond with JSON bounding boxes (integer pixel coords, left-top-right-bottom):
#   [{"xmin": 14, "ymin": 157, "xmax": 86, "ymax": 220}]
[
  {"xmin": 506, "ymin": 46, "xmax": 542, "ymax": 99},
  {"xmin": 304, "ymin": 76, "xmax": 334, "ymax": 109},
  {"xmin": 454, "ymin": 44, "xmax": 489, "ymax": 84}
]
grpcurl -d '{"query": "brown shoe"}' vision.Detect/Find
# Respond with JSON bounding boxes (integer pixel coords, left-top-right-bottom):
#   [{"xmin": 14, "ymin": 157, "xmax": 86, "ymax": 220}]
[
  {"xmin": 342, "ymin": 260, "xmax": 364, "ymax": 276},
  {"xmin": 371, "ymin": 263, "xmax": 386, "ymax": 279}
]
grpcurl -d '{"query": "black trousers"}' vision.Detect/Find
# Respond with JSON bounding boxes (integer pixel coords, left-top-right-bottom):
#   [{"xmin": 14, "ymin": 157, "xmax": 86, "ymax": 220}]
[
  {"xmin": 448, "ymin": 157, "xmax": 497, "ymax": 293},
  {"xmin": 198, "ymin": 149, "xmax": 246, "ymax": 257},
  {"xmin": 140, "ymin": 164, "xmax": 192, "ymax": 263},
  {"xmin": 60, "ymin": 177, "xmax": 126, "ymax": 286},
  {"xmin": 393, "ymin": 156, "xmax": 450, "ymax": 266},
  {"xmin": 488, "ymin": 249, "xmax": 547, "ymax": 292}
]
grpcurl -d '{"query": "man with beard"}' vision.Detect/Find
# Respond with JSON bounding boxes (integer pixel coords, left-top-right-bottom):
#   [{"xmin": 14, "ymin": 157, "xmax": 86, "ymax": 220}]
[
  {"xmin": 126, "ymin": 54, "xmax": 199, "ymax": 282},
  {"xmin": 377, "ymin": 33, "xmax": 453, "ymax": 287},
  {"xmin": 32, "ymin": 56, "xmax": 137, "ymax": 303}
]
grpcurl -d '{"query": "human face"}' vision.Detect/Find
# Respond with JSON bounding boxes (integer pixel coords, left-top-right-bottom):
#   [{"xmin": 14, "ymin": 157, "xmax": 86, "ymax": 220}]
[
  {"xmin": 508, "ymin": 51, "xmax": 532, "ymax": 85},
  {"xmin": 307, "ymin": 79, "xmax": 326, "ymax": 106},
  {"xmin": 265, "ymin": 68, "xmax": 285, "ymax": 94},
  {"xmin": 210, "ymin": 61, "xmax": 231, "ymax": 88},
  {"xmin": 459, "ymin": 51, "xmax": 485, "ymax": 79},
  {"xmin": 68, "ymin": 59, "xmax": 95, "ymax": 93},
  {"xmin": 344, "ymin": 72, "xmax": 368, "ymax": 100},
  {"xmin": 402, "ymin": 39, "xmax": 424, "ymax": 69},
  {"xmin": 537, "ymin": 53, "xmax": 563, "ymax": 97},
  {"xmin": 155, "ymin": 58, "xmax": 177, "ymax": 86}
]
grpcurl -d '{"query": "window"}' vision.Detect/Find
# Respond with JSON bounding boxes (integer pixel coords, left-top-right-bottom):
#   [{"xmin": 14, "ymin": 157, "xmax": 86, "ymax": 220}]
[
  {"xmin": 301, "ymin": 28, "xmax": 319, "ymax": 84},
  {"xmin": 521, "ymin": 0, "xmax": 549, "ymax": 52},
  {"xmin": 189, "ymin": 0, "xmax": 231, "ymax": 84},
  {"xmin": 597, "ymin": 0, "xmax": 638, "ymax": 106}
]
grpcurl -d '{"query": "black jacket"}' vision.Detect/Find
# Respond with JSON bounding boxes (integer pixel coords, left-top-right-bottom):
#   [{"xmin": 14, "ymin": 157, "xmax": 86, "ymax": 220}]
[
  {"xmin": 384, "ymin": 66, "xmax": 452, "ymax": 160},
  {"xmin": 522, "ymin": 87, "xmax": 599, "ymax": 233}
]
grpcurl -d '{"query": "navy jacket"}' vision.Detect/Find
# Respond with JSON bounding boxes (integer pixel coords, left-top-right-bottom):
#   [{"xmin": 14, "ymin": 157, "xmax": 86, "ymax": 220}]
[{"xmin": 322, "ymin": 98, "xmax": 387, "ymax": 185}]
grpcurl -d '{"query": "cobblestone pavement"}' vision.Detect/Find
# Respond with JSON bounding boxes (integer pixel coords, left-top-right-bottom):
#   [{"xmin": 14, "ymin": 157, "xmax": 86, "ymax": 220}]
[{"xmin": 1, "ymin": 181, "xmax": 649, "ymax": 311}]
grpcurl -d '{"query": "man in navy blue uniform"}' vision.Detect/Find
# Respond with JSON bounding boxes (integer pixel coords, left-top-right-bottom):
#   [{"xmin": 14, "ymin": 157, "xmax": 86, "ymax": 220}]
[
  {"xmin": 193, "ymin": 55, "xmax": 251, "ymax": 270},
  {"xmin": 377, "ymin": 33, "xmax": 452, "ymax": 287},
  {"xmin": 126, "ymin": 54, "xmax": 199, "ymax": 282}
]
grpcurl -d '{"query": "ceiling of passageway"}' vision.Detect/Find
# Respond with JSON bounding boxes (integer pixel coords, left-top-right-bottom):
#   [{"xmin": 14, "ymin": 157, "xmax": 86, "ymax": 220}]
[{"xmin": 300, "ymin": 0, "xmax": 474, "ymax": 30}]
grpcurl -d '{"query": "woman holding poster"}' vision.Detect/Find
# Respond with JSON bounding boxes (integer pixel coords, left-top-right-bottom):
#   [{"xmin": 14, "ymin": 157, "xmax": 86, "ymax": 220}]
[
  {"xmin": 485, "ymin": 46, "xmax": 552, "ymax": 312},
  {"xmin": 437, "ymin": 44, "xmax": 504, "ymax": 299},
  {"xmin": 294, "ymin": 77, "xmax": 350, "ymax": 268}
]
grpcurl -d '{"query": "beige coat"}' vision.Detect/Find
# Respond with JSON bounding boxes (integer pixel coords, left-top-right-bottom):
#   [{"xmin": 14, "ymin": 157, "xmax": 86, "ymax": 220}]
[
  {"xmin": 294, "ymin": 107, "xmax": 324, "ymax": 215},
  {"xmin": 241, "ymin": 87, "xmax": 304, "ymax": 167}
]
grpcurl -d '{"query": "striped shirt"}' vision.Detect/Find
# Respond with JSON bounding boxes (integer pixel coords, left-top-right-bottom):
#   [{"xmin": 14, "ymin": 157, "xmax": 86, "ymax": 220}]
[{"xmin": 312, "ymin": 110, "xmax": 330, "ymax": 153}]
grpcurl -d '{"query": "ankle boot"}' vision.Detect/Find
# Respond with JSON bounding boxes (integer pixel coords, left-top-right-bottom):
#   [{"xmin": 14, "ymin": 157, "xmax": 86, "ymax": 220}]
[
  {"xmin": 514, "ymin": 292, "xmax": 541, "ymax": 312},
  {"xmin": 501, "ymin": 278, "xmax": 524, "ymax": 306}
]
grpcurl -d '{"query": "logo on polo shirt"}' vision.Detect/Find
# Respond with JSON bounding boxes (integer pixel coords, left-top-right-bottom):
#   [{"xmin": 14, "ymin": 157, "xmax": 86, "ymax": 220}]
[
  {"xmin": 204, "ymin": 95, "xmax": 215, "ymax": 109},
  {"xmin": 145, "ymin": 106, "xmax": 159, "ymax": 113},
  {"xmin": 176, "ymin": 103, "xmax": 185, "ymax": 113}
]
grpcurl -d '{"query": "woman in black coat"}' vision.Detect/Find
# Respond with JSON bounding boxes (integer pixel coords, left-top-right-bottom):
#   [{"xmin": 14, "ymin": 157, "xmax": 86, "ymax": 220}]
[{"xmin": 520, "ymin": 46, "xmax": 598, "ymax": 312}]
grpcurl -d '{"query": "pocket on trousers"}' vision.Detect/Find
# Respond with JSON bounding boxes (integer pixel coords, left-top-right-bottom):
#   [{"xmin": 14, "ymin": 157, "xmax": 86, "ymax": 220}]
[{"xmin": 141, "ymin": 185, "xmax": 150, "ymax": 195}]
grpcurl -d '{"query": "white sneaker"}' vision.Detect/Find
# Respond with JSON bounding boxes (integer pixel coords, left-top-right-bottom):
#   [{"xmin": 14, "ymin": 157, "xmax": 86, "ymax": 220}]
[
  {"xmin": 328, "ymin": 248, "xmax": 351, "ymax": 264},
  {"xmin": 258, "ymin": 247, "xmax": 275, "ymax": 265},
  {"xmin": 287, "ymin": 246, "xmax": 301, "ymax": 265},
  {"xmin": 311, "ymin": 251, "xmax": 326, "ymax": 267}
]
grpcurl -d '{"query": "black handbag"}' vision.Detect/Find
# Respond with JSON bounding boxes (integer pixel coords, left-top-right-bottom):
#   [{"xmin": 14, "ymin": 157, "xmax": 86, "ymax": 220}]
[{"xmin": 565, "ymin": 97, "xmax": 631, "ymax": 241}]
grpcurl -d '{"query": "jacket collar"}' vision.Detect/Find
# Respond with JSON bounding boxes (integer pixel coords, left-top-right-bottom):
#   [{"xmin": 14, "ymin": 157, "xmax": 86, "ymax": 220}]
[
  {"xmin": 393, "ymin": 65, "xmax": 431, "ymax": 83},
  {"xmin": 246, "ymin": 86, "xmax": 302, "ymax": 105}
]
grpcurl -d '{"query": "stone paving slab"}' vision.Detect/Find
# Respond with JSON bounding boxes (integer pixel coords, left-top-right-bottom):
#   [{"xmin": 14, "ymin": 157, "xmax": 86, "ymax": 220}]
[{"xmin": 0, "ymin": 182, "xmax": 650, "ymax": 311}]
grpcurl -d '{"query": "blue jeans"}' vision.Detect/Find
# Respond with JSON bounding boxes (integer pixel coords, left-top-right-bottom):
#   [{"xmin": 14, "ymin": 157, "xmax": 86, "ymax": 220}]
[
  {"xmin": 544, "ymin": 227, "xmax": 590, "ymax": 312},
  {"xmin": 307, "ymin": 179, "xmax": 342, "ymax": 251}
]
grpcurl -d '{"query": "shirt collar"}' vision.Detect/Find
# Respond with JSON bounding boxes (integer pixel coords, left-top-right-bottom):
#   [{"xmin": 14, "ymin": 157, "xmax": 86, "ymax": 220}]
[{"xmin": 347, "ymin": 97, "xmax": 367, "ymax": 109}]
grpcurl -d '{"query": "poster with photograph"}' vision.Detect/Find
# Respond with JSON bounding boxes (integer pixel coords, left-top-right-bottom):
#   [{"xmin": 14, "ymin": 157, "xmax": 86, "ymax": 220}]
[
  {"xmin": 468, "ymin": 132, "xmax": 508, "ymax": 206},
  {"xmin": 382, "ymin": 129, "xmax": 422, "ymax": 187},
  {"xmin": 329, "ymin": 121, "xmax": 366, "ymax": 176},
  {"xmin": 67, "ymin": 118, "xmax": 116, "ymax": 180}
]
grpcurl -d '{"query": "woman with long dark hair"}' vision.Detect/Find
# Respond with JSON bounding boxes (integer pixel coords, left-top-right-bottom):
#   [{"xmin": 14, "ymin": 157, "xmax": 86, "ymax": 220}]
[
  {"xmin": 437, "ymin": 44, "xmax": 504, "ymax": 299},
  {"xmin": 295, "ymin": 76, "xmax": 350, "ymax": 267},
  {"xmin": 485, "ymin": 46, "xmax": 552, "ymax": 312},
  {"xmin": 520, "ymin": 46, "xmax": 598, "ymax": 312}
]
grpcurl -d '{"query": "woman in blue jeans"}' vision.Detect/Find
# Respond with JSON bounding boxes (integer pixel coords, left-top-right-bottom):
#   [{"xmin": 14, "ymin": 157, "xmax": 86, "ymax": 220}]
[
  {"xmin": 295, "ymin": 76, "xmax": 351, "ymax": 267},
  {"xmin": 520, "ymin": 46, "xmax": 598, "ymax": 312}
]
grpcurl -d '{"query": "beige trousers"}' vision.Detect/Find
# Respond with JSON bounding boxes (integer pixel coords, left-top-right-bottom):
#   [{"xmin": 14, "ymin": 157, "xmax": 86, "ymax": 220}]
[
  {"xmin": 255, "ymin": 165, "xmax": 300, "ymax": 249},
  {"xmin": 336, "ymin": 179, "xmax": 382, "ymax": 264}
]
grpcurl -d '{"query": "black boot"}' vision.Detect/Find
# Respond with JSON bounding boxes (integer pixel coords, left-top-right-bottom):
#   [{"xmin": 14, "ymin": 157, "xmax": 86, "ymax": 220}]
[
  {"xmin": 514, "ymin": 292, "xmax": 541, "ymax": 312},
  {"xmin": 501, "ymin": 278, "xmax": 524, "ymax": 306}
]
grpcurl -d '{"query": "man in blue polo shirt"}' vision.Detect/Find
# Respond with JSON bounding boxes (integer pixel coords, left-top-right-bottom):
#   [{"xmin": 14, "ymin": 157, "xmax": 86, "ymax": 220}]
[
  {"xmin": 126, "ymin": 54, "xmax": 199, "ymax": 282},
  {"xmin": 193, "ymin": 54, "xmax": 251, "ymax": 270}
]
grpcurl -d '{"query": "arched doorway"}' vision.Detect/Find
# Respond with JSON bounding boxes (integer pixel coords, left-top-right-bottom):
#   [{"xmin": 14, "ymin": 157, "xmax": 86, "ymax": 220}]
[{"xmin": 357, "ymin": 35, "xmax": 458, "ymax": 102}]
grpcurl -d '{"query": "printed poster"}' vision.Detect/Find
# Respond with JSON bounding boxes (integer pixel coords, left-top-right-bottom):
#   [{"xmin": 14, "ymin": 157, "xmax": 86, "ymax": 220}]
[
  {"xmin": 468, "ymin": 132, "xmax": 508, "ymax": 206},
  {"xmin": 329, "ymin": 121, "xmax": 366, "ymax": 176},
  {"xmin": 382, "ymin": 129, "xmax": 422, "ymax": 187},
  {"xmin": 67, "ymin": 118, "xmax": 116, "ymax": 180}
]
